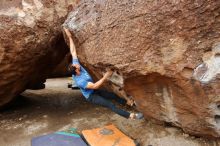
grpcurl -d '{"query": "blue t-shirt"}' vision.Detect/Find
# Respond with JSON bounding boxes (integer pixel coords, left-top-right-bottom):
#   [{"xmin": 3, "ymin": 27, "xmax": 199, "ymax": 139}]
[{"xmin": 72, "ymin": 59, "xmax": 94, "ymax": 98}]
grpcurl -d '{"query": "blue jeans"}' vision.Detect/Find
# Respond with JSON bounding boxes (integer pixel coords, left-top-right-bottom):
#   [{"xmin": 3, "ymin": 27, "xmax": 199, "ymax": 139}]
[{"xmin": 87, "ymin": 90, "xmax": 130, "ymax": 118}]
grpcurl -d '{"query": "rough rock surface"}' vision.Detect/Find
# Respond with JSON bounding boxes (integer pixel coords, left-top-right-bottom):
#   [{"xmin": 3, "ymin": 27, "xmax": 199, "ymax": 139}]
[
  {"xmin": 64, "ymin": 0, "xmax": 220, "ymax": 137},
  {"xmin": 0, "ymin": 0, "xmax": 78, "ymax": 107}
]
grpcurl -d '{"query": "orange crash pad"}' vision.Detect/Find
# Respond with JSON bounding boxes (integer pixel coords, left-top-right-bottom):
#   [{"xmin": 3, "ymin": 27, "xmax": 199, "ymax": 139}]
[{"xmin": 82, "ymin": 124, "xmax": 136, "ymax": 146}]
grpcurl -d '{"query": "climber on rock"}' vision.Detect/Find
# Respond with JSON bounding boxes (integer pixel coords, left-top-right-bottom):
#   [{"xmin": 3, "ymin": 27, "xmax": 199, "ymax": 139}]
[{"xmin": 63, "ymin": 27, "xmax": 143, "ymax": 120}]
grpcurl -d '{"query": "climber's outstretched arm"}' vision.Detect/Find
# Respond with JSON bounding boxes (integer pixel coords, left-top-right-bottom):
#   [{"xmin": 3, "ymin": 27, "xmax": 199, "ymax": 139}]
[{"xmin": 64, "ymin": 28, "xmax": 77, "ymax": 59}]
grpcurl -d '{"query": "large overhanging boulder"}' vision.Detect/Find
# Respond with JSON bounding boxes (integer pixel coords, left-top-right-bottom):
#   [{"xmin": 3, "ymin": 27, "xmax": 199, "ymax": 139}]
[
  {"xmin": 0, "ymin": 0, "xmax": 78, "ymax": 107},
  {"xmin": 64, "ymin": 0, "xmax": 220, "ymax": 137}
]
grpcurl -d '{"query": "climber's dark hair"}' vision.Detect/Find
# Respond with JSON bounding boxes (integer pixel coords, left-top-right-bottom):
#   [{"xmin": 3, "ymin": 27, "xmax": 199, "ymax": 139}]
[{"xmin": 68, "ymin": 64, "xmax": 77, "ymax": 75}]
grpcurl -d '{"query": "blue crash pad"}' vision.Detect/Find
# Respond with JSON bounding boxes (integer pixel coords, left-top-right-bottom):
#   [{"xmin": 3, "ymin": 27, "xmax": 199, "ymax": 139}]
[{"xmin": 31, "ymin": 128, "xmax": 87, "ymax": 146}]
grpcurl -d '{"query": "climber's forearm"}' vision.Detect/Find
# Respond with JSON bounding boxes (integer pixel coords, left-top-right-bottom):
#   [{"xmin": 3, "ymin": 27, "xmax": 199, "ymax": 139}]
[
  {"xmin": 87, "ymin": 77, "xmax": 108, "ymax": 89},
  {"xmin": 69, "ymin": 37, "xmax": 77, "ymax": 58},
  {"xmin": 64, "ymin": 28, "xmax": 77, "ymax": 58}
]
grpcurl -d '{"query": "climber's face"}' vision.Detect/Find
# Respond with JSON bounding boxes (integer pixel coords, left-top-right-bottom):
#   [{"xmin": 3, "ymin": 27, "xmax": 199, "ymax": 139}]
[{"xmin": 73, "ymin": 64, "xmax": 81, "ymax": 74}]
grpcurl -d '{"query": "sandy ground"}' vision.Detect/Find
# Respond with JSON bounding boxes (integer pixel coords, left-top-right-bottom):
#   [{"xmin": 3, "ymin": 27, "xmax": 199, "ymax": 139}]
[{"xmin": 0, "ymin": 77, "xmax": 219, "ymax": 146}]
